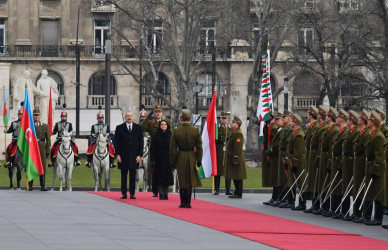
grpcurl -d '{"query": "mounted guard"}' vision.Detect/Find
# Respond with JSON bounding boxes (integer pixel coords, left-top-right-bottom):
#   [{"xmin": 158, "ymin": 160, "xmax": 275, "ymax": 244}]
[
  {"xmin": 4, "ymin": 107, "xmax": 22, "ymax": 168},
  {"xmin": 85, "ymin": 107, "xmax": 115, "ymax": 168}
]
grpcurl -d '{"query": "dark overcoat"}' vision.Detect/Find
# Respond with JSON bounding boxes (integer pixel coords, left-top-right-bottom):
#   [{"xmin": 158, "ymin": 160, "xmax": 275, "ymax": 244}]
[
  {"xmin": 225, "ymin": 128, "xmax": 246, "ymax": 180},
  {"xmin": 150, "ymin": 129, "xmax": 174, "ymax": 186}
]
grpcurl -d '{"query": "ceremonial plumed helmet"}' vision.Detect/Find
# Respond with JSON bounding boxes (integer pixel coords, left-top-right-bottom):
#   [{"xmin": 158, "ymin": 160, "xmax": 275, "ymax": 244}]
[
  {"xmin": 60, "ymin": 104, "xmax": 67, "ymax": 117},
  {"xmin": 97, "ymin": 105, "xmax": 104, "ymax": 119},
  {"xmin": 139, "ymin": 108, "xmax": 147, "ymax": 117}
]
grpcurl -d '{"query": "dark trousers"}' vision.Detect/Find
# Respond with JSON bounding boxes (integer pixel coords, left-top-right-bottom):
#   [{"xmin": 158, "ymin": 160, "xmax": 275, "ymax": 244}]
[
  {"xmin": 233, "ymin": 179, "xmax": 243, "ymax": 197},
  {"xmin": 152, "ymin": 173, "xmax": 158, "ymax": 194},
  {"xmin": 121, "ymin": 169, "xmax": 136, "ymax": 195},
  {"xmin": 341, "ymin": 196, "xmax": 350, "ymax": 215},
  {"xmin": 214, "ymin": 175, "xmax": 221, "ymax": 191},
  {"xmin": 225, "ymin": 178, "xmax": 231, "ymax": 193},
  {"xmin": 331, "ymin": 195, "xmax": 341, "ymax": 212},
  {"xmin": 28, "ymin": 174, "xmax": 46, "ymax": 189}
]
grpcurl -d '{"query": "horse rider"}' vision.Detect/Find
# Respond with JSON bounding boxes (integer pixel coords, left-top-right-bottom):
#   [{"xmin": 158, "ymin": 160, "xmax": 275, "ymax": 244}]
[
  {"xmin": 4, "ymin": 108, "xmax": 22, "ymax": 168},
  {"xmin": 48, "ymin": 105, "xmax": 80, "ymax": 167},
  {"xmin": 139, "ymin": 107, "xmax": 147, "ymax": 123},
  {"xmin": 85, "ymin": 109, "xmax": 116, "ymax": 168}
]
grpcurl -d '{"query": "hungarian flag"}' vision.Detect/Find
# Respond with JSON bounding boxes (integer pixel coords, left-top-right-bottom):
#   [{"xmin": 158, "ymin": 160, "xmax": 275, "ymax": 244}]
[
  {"xmin": 3, "ymin": 87, "xmax": 9, "ymax": 128},
  {"xmin": 48, "ymin": 87, "xmax": 53, "ymax": 135},
  {"xmin": 16, "ymin": 86, "xmax": 44, "ymax": 181},
  {"xmin": 199, "ymin": 90, "xmax": 218, "ymax": 179},
  {"xmin": 257, "ymin": 43, "xmax": 274, "ymax": 142}
]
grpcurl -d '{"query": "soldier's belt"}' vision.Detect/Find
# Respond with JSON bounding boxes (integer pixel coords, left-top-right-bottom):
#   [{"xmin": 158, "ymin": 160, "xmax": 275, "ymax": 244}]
[
  {"xmin": 178, "ymin": 147, "xmax": 194, "ymax": 152},
  {"xmin": 342, "ymin": 151, "xmax": 352, "ymax": 157},
  {"xmin": 354, "ymin": 152, "xmax": 365, "ymax": 157},
  {"xmin": 332, "ymin": 152, "xmax": 341, "ymax": 157}
]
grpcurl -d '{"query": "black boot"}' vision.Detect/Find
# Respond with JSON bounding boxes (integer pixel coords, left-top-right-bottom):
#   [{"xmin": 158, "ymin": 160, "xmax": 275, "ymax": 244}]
[
  {"xmin": 179, "ymin": 190, "xmax": 186, "ymax": 208},
  {"xmin": 186, "ymin": 189, "xmax": 192, "ymax": 208},
  {"xmin": 225, "ymin": 179, "xmax": 232, "ymax": 195}
]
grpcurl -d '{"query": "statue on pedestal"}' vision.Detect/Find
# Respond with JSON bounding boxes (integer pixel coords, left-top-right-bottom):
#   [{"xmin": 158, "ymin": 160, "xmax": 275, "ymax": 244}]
[
  {"xmin": 34, "ymin": 70, "xmax": 59, "ymax": 124},
  {"xmin": 13, "ymin": 70, "xmax": 35, "ymax": 119}
]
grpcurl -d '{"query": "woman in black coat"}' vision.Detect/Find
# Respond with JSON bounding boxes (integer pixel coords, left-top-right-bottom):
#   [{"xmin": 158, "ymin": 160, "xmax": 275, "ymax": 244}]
[{"xmin": 150, "ymin": 120, "xmax": 174, "ymax": 200}]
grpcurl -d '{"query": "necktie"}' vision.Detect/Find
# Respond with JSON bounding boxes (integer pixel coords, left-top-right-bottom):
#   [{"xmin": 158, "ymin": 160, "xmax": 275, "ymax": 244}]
[{"xmin": 128, "ymin": 124, "xmax": 132, "ymax": 132}]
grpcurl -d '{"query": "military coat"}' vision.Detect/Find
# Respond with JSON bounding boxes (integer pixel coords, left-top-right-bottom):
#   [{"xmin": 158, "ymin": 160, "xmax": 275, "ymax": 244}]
[
  {"xmin": 330, "ymin": 126, "xmax": 349, "ymax": 196},
  {"xmin": 305, "ymin": 121, "xmax": 319, "ymax": 193},
  {"xmin": 352, "ymin": 127, "xmax": 370, "ymax": 197},
  {"xmin": 262, "ymin": 123, "xmax": 278, "ymax": 187},
  {"xmin": 365, "ymin": 129, "xmax": 386, "ymax": 202},
  {"xmin": 170, "ymin": 123, "xmax": 203, "ymax": 189},
  {"xmin": 341, "ymin": 126, "xmax": 359, "ymax": 194},
  {"xmin": 288, "ymin": 127, "xmax": 306, "ymax": 187},
  {"xmin": 225, "ymin": 128, "xmax": 246, "ymax": 180},
  {"xmin": 267, "ymin": 125, "xmax": 283, "ymax": 186},
  {"xmin": 279, "ymin": 124, "xmax": 293, "ymax": 187},
  {"xmin": 381, "ymin": 123, "xmax": 388, "ymax": 207},
  {"xmin": 35, "ymin": 122, "xmax": 51, "ymax": 171},
  {"xmin": 216, "ymin": 124, "xmax": 232, "ymax": 176}
]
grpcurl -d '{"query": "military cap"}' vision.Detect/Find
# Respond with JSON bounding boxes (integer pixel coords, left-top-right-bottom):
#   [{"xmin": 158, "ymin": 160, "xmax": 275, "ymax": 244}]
[
  {"xmin": 275, "ymin": 112, "xmax": 283, "ymax": 120},
  {"xmin": 348, "ymin": 110, "xmax": 359, "ymax": 124},
  {"xmin": 369, "ymin": 110, "xmax": 382, "ymax": 126},
  {"xmin": 375, "ymin": 108, "xmax": 386, "ymax": 120},
  {"xmin": 308, "ymin": 105, "xmax": 319, "ymax": 117},
  {"xmin": 318, "ymin": 105, "xmax": 328, "ymax": 116},
  {"xmin": 360, "ymin": 109, "xmax": 370, "ymax": 122},
  {"xmin": 291, "ymin": 113, "xmax": 302, "ymax": 126},
  {"xmin": 154, "ymin": 104, "xmax": 162, "ymax": 112},
  {"xmin": 220, "ymin": 111, "xmax": 231, "ymax": 118},
  {"xmin": 283, "ymin": 110, "xmax": 292, "ymax": 117},
  {"xmin": 232, "ymin": 116, "xmax": 242, "ymax": 125},
  {"xmin": 338, "ymin": 108, "xmax": 348, "ymax": 121},
  {"xmin": 181, "ymin": 109, "xmax": 191, "ymax": 120},
  {"xmin": 33, "ymin": 107, "xmax": 40, "ymax": 115},
  {"xmin": 327, "ymin": 107, "xmax": 338, "ymax": 119}
]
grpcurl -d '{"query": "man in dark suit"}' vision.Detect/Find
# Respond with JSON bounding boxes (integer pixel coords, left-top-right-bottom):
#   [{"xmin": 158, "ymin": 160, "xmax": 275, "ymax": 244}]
[{"xmin": 114, "ymin": 111, "xmax": 144, "ymax": 199}]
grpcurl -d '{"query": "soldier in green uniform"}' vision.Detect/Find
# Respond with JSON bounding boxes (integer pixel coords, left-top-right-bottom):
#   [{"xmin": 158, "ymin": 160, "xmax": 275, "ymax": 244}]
[
  {"xmin": 170, "ymin": 109, "xmax": 202, "ymax": 208},
  {"xmin": 264, "ymin": 112, "xmax": 283, "ymax": 205},
  {"xmin": 338, "ymin": 110, "xmax": 360, "ymax": 219},
  {"xmin": 142, "ymin": 104, "xmax": 172, "ymax": 197},
  {"xmin": 328, "ymin": 109, "xmax": 349, "ymax": 219},
  {"xmin": 305, "ymin": 105, "xmax": 328, "ymax": 213},
  {"xmin": 289, "ymin": 113, "xmax": 306, "ymax": 210},
  {"xmin": 362, "ymin": 111, "xmax": 385, "ymax": 226},
  {"xmin": 225, "ymin": 116, "xmax": 246, "ymax": 198},
  {"xmin": 28, "ymin": 107, "xmax": 51, "ymax": 191},
  {"xmin": 214, "ymin": 111, "xmax": 232, "ymax": 195},
  {"xmin": 304, "ymin": 105, "xmax": 319, "ymax": 207},
  {"xmin": 278, "ymin": 110, "xmax": 295, "ymax": 208},
  {"xmin": 315, "ymin": 107, "xmax": 339, "ymax": 216},
  {"xmin": 350, "ymin": 110, "xmax": 370, "ymax": 222}
]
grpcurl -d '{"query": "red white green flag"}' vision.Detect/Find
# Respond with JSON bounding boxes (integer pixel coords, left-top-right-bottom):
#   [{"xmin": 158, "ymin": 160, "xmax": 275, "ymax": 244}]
[
  {"xmin": 199, "ymin": 90, "xmax": 218, "ymax": 179},
  {"xmin": 257, "ymin": 43, "xmax": 274, "ymax": 142},
  {"xmin": 16, "ymin": 86, "xmax": 44, "ymax": 181}
]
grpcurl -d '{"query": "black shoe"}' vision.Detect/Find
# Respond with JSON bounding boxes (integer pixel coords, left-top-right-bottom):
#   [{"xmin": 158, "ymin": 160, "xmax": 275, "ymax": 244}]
[
  {"xmin": 271, "ymin": 200, "xmax": 281, "ymax": 207},
  {"xmin": 48, "ymin": 162, "xmax": 53, "ymax": 168},
  {"xmin": 153, "ymin": 193, "xmax": 158, "ymax": 197},
  {"xmin": 130, "ymin": 195, "xmax": 136, "ymax": 199},
  {"xmin": 85, "ymin": 162, "xmax": 91, "ymax": 168},
  {"xmin": 279, "ymin": 201, "xmax": 294, "ymax": 208},
  {"xmin": 322, "ymin": 211, "xmax": 333, "ymax": 217},
  {"xmin": 5, "ymin": 162, "xmax": 12, "ymax": 168},
  {"xmin": 263, "ymin": 199, "xmax": 273, "ymax": 205},
  {"xmin": 291, "ymin": 204, "xmax": 306, "ymax": 211},
  {"xmin": 110, "ymin": 163, "xmax": 116, "ymax": 168},
  {"xmin": 28, "ymin": 187, "xmax": 33, "ymax": 191},
  {"xmin": 225, "ymin": 190, "xmax": 233, "ymax": 195},
  {"xmin": 303, "ymin": 207, "xmax": 314, "ymax": 213},
  {"xmin": 164, "ymin": 194, "xmax": 168, "ymax": 200},
  {"xmin": 364, "ymin": 219, "xmax": 382, "ymax": 226},
  {"xmin": 312, "ymin": 208, "xmax": 323, "ymax": 215},
  {"xmin": 331, "ymin": 213, "xmax": 344, "ymax": 219},
  {"xmin": 382, "ymin": 225, "xmax": 388, "ymax": 229},
  {"xmin": 74, "ymin": 161, "xmax": 81, "ymax": 166},
  {"xmin": 120, "ymin": 194, "xmax": 127, "ymax": 199},
  {"xmin": 40, "ymin": 187, "xmax": 48, "ymax": 191},
  {"xmin": 342, "ymin": 214, "xmax": 354, "ymax": 221},
  {"xmin": 213, "ymin": 191, "xmax": 219, "ymax": 195},
  {"xmin": 228, "ymin": 195, "xmax": 242, "ymax": 199},
  {"xmin": 353, "ymin": 216, "xmax": 368, "ymax": 223}
]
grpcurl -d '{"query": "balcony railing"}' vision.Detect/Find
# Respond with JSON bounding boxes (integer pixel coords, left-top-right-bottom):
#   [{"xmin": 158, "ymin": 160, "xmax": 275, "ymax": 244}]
[
  {"xmin": 87, "ymin": 95, "xmax": 118, "ymax": 108},
  {"xmin": 91, "ymin": 1, "xmax": 116, "ymax": 12},
  {"xmin": 141, "ymin": 95, "xmax": 171, "ymax": 109},
  {"xmin": 198, "ymin": 96, "xmax": 223, "ymax": 109},
  {"xmin": 293, "ymin": 96, "xmax": 319, "ymax": 109}
]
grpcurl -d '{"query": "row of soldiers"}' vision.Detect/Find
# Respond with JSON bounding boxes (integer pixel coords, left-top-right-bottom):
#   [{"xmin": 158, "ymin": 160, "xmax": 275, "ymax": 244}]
[{"xmin": 262, "ymin": 106, "xmax": 388, "ymax": 229}]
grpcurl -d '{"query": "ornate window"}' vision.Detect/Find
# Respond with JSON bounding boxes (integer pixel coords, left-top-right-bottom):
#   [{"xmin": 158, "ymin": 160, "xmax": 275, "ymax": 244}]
[
  {"xmin": 94, "ymin": 20, "xmax": 111, "ymax": 54},
  {"xmin": 88, "ymin": 72, "xmax": 116, "ymax": 95},
  {"xmin": 0, "ymin": 19, "xmax": 5, "ymax": 55},
  {"xmin": 146, "ymin": 21, "xmax": 163, "ymax": 54},
  {"xmin": 196, "ymin": 73, "xmax": 221, "ymax": 96},
  {"xmin": 141, "ymin": 72, "xmax": 170, "ymax": 95},
  {"xmin": 199, "ymin": 22, "xmax": 216, "ymax": 55}
]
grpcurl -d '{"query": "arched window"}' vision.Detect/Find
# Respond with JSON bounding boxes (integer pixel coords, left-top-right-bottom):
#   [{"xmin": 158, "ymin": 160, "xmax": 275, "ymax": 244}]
[
  {"xmin": 196, "ymin": 72, "xmax": 222, "ymax": 96},
  {"xmin": 293, "ymin": 72, "xmax": 321, "ymax": 96},
  {"xmin": 141, "ymin": 72, "xmax": 170, "ymax": 95},
  {"xmin": 36, "ymin": 70, "xmax": 64, "ymax": 95},
  {"xmin": 88, "ymin": 72, "xmax": 117, "ymax": 95}
]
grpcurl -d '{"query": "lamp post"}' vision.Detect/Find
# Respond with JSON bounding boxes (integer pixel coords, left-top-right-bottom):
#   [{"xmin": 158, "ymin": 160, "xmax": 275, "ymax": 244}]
[
  {"xmin": 75, "ymin": 6, "xmax": 81, "ymax": 137},
  {"xmin": 284, "ymin": 77, "xmax": 289, "ymax": 110},
  {"xmin": 105, "ymin": 33, "xmax": 112, "ymax": 127}
]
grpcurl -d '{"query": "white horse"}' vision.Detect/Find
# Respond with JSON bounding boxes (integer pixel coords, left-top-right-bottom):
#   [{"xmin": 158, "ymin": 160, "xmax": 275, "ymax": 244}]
[
  {"xmin": 52, "ymin": 131, "xmax": 74, "ymax": 191},
  {"xmin": 8, "ymin": 150, "xmax": 25, "ymax": 190},
  {"xmin": 92, "ymin": 133, "xmax": 110, "ymax": 191},
  {"xmin": 136, "ymin": 133, "xmax": 150, "ymax": 192}
]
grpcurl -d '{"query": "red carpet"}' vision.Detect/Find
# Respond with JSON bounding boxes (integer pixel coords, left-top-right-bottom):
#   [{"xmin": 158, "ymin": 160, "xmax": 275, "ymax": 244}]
[{"xmin": 89, "ymin": 191, "xmax": 388, "ymax": 250}]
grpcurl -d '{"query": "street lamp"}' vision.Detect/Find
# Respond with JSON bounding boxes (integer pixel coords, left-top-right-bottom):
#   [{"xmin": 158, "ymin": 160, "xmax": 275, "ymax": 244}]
[
  {"xmin": 75, "ymin": 6, "xmax": 81, "ymax": 137},
  {"xmin": 284, "ymin": 77, "xmax": 289, "ymax": 110},
  {"xmin": 105, "ymin": 33, "xmax": 112, "ymax": 127}
]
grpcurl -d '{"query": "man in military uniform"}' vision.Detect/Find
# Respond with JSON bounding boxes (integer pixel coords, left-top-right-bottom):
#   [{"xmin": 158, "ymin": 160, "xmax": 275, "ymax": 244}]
[
  {"xmin": 362, "ymin": 111, "xmax": 385, "ymax": 226},
  {"xmin": 225, "ymin": 116, "xmax": 246, "ymax": 199},
  {"xmin": 28, "ymin": 107, "xmax": 51, "ymax": 191},
  {"xmin": 4, "ymin": 108, "xmax": 22, "ymax": 169},
  {"xmin": 351, "ymin": 110, "xmax": 371, "ymax": 222},
  {"xmin": 49, "ymin": 106, "xmax": 80, "ymax": 167},
  {"xmin": 142, "ymin": 104, "xmax": 172, "ymax": 197},
  {"xmin": 338, "ymin": 110, "xmax": 360, "ymax": 220},
  {"xmin": 214, "ymin": 111, "xmax": 232, "ymax": 195},
  {"xmin": 139, "ymin": 108, "xmax": 147, "ymax": 123},
  {"xmin": 277, "ymin": 110, "xmax": 294, "ymax": 208},
  {"xmin": 170, "ymin": 109, "xmax": 203, "ymax": 208},
  {"xmin": 289, "ymin": 113, "xmax": 307, "ymax": 210},
  {"xmin": 261, "ymin": 114, "xmax": 276, "ymax": 196},
  {"xmin": 85, "ymin": 110, "xmax": 115, "ymax": 168},
  {"xmin": 265, "ymin": 112, "xmax": 283, "ymax": 205}
]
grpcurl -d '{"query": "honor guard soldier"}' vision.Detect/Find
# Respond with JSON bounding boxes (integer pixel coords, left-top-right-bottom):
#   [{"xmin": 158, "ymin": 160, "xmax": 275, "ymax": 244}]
[
  {"xmin": 49, "ymin": 105, "xmax": 80, "ymax": 167},
  {"xmin": 170, "ymin": 109, "xmax": 203, "ymax": 208},
  {"xmin": 225, "ymin": 116, "xmax": 246, "ymax": 198},
  {"xmin": 28, "ymin": 107, "xmax": 51, "ymax": 191},
  {"xmin": 261, "ymin": 114, "xmax": 276, "ymax": 195},
  {"xmin": 85, "ymin": 108, "xmax": 116, "ymax": 168},
  {"xmin": 214, "ymin": 111, "xmax": 233, "ymax": 195},
  {"xmin": 139, "ymin": 108, "xmax": 147, "ymax": 123},
  {"xmin": 142, "ymin": 104, "xmax": 172, "ymax": 197},
  {"xmin": 4, "ymin": 108, "xmax": 22, "ymax": 169},
  {"xmin": 362, "ymin": 111, "xmax": 386, "ymax": 226}
]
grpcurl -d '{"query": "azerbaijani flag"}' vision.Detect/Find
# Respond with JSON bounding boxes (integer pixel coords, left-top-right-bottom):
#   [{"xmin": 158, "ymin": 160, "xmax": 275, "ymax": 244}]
[
  {"xmin": 257, "ymin": 43, "xmax": 274, "ymax": 142},
  {"xmin": 16, "ymin": 86, "xmax": 44, "ymax": 181},
  {"xmin": 48, "ymin": 87, "xmax": 53, "ymax": 135},
  {"xmin": 199, "ymin": 90, "xmax": 218, "ymax": 178},
  {"xmin": 3, "ymin": 87, "xmax": 9, "ymax": 128}
]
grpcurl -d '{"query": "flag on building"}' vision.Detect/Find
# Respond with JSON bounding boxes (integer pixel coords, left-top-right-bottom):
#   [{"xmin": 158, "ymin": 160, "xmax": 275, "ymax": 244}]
[
  {"xmin": 16, "ymin": 86, "xmax": 44, "ymax": 181},
  {"xmin": 3, "ymin": 87, "xmax": 9, "ymax": 128},
  {"xmin": 256, "ymin": 43, "xmax": 274, "ymax": 142},
  {"xmin": 199, "ymin": 90, "xmax": 218, "ymax": 179},
  {"xmin": 48, "ymin": 87, "xmax": 53, "ymax": 135}
]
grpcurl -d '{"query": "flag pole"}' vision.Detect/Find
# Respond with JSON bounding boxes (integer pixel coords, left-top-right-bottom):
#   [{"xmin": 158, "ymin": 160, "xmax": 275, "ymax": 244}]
[{"xmin": 212, "ymin": 86, "xmax": 217, "ymax": 195}]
